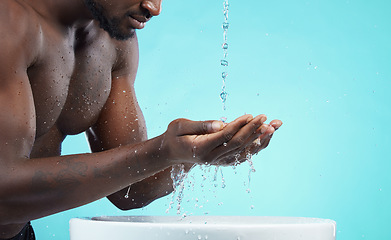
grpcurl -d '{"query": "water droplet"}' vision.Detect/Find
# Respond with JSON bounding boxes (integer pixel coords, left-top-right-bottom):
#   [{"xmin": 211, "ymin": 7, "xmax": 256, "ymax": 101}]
[
  {"xmin": 192, "ymin": 146, "xmax": 197, "ymax": 158},
  {"xmin": 220, "ymin": 60, "xmax": 229, "ymax": 66},
  {"xmin": 220, "ymin": 91, "xmax": 228, "ymax": 102}
]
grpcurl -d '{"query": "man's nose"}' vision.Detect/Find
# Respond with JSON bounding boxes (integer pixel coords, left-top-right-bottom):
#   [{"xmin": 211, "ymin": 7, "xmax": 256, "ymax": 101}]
[{"xmin": 141, "ymin": 0, "xmax": 162, "ymax": 17}]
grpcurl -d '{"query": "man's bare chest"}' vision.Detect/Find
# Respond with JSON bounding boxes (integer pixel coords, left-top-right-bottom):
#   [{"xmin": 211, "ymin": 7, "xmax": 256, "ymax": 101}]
[{"xmin": 28, "ymin": 25, "xmax": 117, "ymax": 138}]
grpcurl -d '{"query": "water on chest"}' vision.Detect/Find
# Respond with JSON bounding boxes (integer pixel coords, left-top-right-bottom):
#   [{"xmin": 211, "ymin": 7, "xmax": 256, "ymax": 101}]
[
  {"xmin": 27, "ymin": 44, "xmax": 74, "ymax": 137},
  {"xmin": 57, "ymin": 57, "xmax": 113, "ymax": 135},
  {"xmin": 30, "ymin": 52, "xmax": 114, "ymax": 138}
]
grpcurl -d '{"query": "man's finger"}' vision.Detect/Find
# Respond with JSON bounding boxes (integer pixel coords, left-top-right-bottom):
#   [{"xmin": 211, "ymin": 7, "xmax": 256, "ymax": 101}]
[
  {"xmin": 198, "ymin": 115, "xmax": 266, "ymax": 160},
  {"xmin": 199, "ymin": 114, "xmax": 253, "ymax": 145},
  {"xmin": 270, "ymin": 119, "xmax": 283, "ymax": 130},
  {"xmin": 170, "ymin": 118, "xmax": 224, "ymax": 135}
]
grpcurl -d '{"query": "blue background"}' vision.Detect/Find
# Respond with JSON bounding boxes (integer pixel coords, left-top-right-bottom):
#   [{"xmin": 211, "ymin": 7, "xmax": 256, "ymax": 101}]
[{"xmin": 33, "ymin": 0, "xmax": 391, "ymax": 239}]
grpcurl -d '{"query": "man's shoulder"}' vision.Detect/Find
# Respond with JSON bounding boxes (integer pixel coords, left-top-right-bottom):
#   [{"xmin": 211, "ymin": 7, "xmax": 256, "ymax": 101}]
[
  {"xmin": 0, "ymin": 0, "xmax": 35, "ymax": 29},
  {"xmin": 0, "ymin": 0, "xmax": 42, "ymax": 66}
]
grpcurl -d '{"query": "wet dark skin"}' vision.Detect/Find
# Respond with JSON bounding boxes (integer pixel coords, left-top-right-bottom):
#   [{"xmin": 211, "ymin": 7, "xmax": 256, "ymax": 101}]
[{"xmin": 0, "ymin": 0, "xmax": 282, "ymax": 238}]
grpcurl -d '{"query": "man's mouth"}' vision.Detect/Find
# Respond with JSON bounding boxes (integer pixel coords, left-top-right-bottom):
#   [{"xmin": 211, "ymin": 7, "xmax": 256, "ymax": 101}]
[{"xmin": 128, "ymin": 15, "xmax": 149, "ymax": 29}]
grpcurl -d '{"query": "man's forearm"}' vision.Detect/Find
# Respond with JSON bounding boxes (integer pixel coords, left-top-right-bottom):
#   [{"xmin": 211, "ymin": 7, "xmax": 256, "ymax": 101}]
[
  {"xmin": 107, "ymin": 163, "xmax": 194, "ymax": 210},
  {"xmin": 0, "ymin": 135, "xmax": 168, "ymax": 225},
  {"xmin": 107, "ymin": 167, "xmax": 174, "ymax": 210}
]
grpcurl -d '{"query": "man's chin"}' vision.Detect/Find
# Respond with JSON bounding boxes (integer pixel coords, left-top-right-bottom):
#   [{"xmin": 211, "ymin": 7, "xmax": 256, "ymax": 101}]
[
  {"xmin": 108, "ymin": 29, "xmax": 136, "ymax": 41},
  {"xmin": 84, "ymin": 0, "xmax": 136, "ymax": 41},
  {"xmin": 100, "ymin": 23, "xmax": 136, "ymax": 41}
]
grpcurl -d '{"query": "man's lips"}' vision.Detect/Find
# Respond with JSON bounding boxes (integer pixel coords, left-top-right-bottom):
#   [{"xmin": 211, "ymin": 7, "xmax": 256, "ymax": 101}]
[{"xmin": 128, "ymin": 15, "xmax": 149, "ymax": 29}]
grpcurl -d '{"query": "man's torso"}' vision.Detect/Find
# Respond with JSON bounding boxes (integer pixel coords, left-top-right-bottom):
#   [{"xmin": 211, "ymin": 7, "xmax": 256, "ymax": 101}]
[
  {"xmin": 11, "ymin": 1, "xmax": 130, "ymax": 158},
  {"xmin": 1, "ymin": 1, "xmax": 137, "ymax": 237}
]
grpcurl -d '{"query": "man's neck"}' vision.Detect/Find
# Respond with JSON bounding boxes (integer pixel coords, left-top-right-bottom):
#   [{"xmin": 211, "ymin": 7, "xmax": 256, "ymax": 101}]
[{"xmin": 24, "ymin": 0, "xmax": 94, "ymax": 26}]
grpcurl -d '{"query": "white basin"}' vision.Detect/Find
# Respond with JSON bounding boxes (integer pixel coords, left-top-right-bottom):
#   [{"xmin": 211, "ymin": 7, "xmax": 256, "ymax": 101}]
[{"xmin": 70, "ymin": 216, "xmax": 336, "ymax": 240}]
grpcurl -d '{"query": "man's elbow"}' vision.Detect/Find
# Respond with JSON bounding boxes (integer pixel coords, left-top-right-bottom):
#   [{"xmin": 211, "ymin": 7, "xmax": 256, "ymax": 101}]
[{"xmin": 109, "ymin": 195, "xmax": 159, "ymax": 211}]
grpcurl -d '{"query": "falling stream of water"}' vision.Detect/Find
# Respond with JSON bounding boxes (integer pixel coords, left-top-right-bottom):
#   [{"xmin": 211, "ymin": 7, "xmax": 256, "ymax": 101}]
[
  {"xmin": 165, "ymin": 0, "xmax": 257, "ymax": 214},
  {"xmin": 220, "ymin": 0, "xmax": 230, "ymax": 111}
]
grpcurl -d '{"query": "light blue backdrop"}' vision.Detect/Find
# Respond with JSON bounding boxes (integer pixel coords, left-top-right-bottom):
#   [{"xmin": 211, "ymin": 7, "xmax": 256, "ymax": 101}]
[{"xmin": 33, "ymin": 0, "xmax": 391, "ymax": 239}]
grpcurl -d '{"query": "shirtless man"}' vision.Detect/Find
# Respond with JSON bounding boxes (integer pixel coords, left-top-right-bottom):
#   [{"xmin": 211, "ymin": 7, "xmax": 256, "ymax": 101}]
[{"xmin": 0, "ymin": 0, "xmax": 282, "ymax": 239}]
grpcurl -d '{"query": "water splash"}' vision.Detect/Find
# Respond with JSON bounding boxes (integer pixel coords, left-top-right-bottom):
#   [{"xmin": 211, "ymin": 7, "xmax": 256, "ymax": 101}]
[
  {"xmin": 211, "ymin": 166, "xmax": 226, "ymax": 189},
  {"xmin": 245, "ymin": 152, "xmax": 256, "ymax": 193},
  {"xmin": 213, "ymin": 166, "xmax": 219, "ymax": 187},
  {"xmin": 220, "ymin": 167, "xmax": 226, "ymax": 188},
  {"xmin": 167, "ymin": 164, "xmax": 188, "ymax": 214},
  {"xmin": 231, "ymin": 153, "xmax": 241, "ymax": 174}
]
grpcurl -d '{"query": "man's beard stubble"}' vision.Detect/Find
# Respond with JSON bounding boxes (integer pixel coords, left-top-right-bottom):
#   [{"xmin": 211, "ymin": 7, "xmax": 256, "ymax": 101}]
[{"xmin": 84, "ymin": 0, "xmax": 135, "ymax": 41}]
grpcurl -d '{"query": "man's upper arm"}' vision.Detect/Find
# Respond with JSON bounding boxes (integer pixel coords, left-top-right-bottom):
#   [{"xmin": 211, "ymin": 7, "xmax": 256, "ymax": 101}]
[
  {"xmin": 0, "ymin": 6, "xmax": 38, "ymax": 163},
  {"xmin": 87, "ymin": 34, "xmax": 147, "ymax": 152},
  {"xmin": 85, "ymin": 35, "xmax": 176, "ymax": 209}
]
